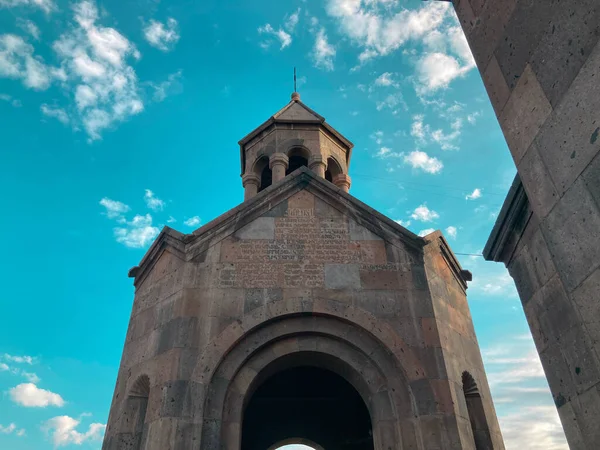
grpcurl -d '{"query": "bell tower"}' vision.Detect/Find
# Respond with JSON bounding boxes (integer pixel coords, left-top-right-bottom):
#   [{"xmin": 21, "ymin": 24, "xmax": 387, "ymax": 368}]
[{"xmin": 239, "ymin": 92, "xmax": 353, "ymax": 200}]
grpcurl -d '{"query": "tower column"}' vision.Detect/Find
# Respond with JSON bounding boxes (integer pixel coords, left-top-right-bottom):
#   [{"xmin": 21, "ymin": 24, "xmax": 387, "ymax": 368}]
[
  {"xmin": 242, "ymin": 173, "xmax": 260, "ymax": 201},
  {"xmin": 309, "ymin": 155, "xmax": 326, "ymax": 178},
  {"xmin": 333, "ymin": 174, "xmax": 351, "ymax": 193},
  {"xmin": 269, "ymin": 153, "xmax": 289, "ymax": 184}
]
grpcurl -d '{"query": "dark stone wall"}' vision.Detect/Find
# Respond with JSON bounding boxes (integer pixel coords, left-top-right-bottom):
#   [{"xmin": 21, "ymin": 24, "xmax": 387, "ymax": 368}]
[{"xmin": 459, "ymin": 0, "xmax": 600, "ymax": 447}]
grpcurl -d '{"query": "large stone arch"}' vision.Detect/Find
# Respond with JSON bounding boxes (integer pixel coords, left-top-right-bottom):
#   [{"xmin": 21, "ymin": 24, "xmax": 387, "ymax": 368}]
[{"xmin": 198, "ymin": 309, "xmax": 430, "ymax": 450}]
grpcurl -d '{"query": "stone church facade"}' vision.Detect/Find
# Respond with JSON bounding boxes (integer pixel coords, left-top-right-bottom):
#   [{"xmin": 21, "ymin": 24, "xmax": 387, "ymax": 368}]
[{"xmin": 102, "ymin": 94, "xmax": 504, "ymax": 450}]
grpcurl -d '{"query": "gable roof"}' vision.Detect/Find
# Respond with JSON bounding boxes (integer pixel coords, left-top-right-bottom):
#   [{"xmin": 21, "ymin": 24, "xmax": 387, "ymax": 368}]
[{"xmin": 130, "ymin": 167, "xmax": 426, "ymax": 287}]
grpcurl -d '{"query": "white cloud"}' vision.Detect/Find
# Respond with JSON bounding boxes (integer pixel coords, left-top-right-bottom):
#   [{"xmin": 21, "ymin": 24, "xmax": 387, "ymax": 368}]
[
  {"xmin": 9, "ymin": 383, "xmax": 65, "ymax": 407},
  {"xmin": 448, "ymin": 25, "xmax": 475, "ymax": 68},
  {"xmin": 467, "ymin": 111, "xmax": 480, "ymax": 124},
  {"xmin": 410, "ymin": 114, "xmax": 428, "ymax": 142},
  {"xmin": 370, "ymin": 130, "xmax": 384, "ymax": 144},
  {"xmin": 500, "ymin": 406, "xmax": 568, "ymax": 450},
  {"xmin": 374, "ymin": 72, "xmax": 397, "ymax": 87},
  {"xmin": 167, "ymin": 216, "xmax": 176, "ymax": 223},
  {"xmin": 415, "ymin": 52, "xmax": 470, "ymax": 95},
  {"xmin": 375, "ymin": 147, "xmax": 402, "ymax": 159},
  {"xmin": 395, "ymin": 219, "xmax": 411, "ymax": 227},
  {"xmin": 418, "ymin": 228, "xmax": 435, "ymax": 237},
  {"xmin": 284, "ymin": 8, "xmax": 300, "ymax": 32},
  {"xmin": 0, "ymin": 0, "xmax": 55, "ymax": 13},
  {"xmin": 52, "ymin": 1, "xmax": 144, "ymax": 141},
  {"xmin": 375, "ymin": 92, "xmax": 405, "ymax": 112},
  {"xmin": 0, "ymin": 423, "xmax": 16, "ymax": 433},
  {"xmin": 326, "ymin": 0, "xmax": 452, "ymax": 61},
  {"xmin": 144, "ymin": 189, "xmax": 165, "ymax": 211},
  {"xmin": 17, "ymin": 19, "xmax": 41, "ymax": 40},
  {"xmin": 114, "ymin": 214, "xmax": 159, "ymax": 248},
  {"xmin": 312, "ymin": 29, "xmax": 335, "ymax": 71},
  {"xmin": 466, "ymin": 188, "xmax": 482, "ymax": 200},
  {"xmin": 431, "ymin": 118, "xmax": 462, "ymax": 150},
  {"xmin": 0, "ymin": 93, "xmax": 21, "ymax": 107},
  {"xmin": 445, "ymin": 225, "xmax": 457, "ymax": 239},
  {"xmin": 4, "ymin": 354, "xmax": 35, "ymax": 364},
  {"xmin": 0, "ymin": 362, "xmax": 8, "ymax": 371},
  {"xmin": 0, "ymin": 422, "xmax": 25, "ymax": 436},
  {"xmin": 0, "ymin": 34, "xmax": 53, "ymax": 90},
  {"xmin": 149, "ymin": 70, "xmax": 183, "ymax": 102},
  {"xmin": 184, "ymin": 216, "xmax": 201, "ymax": 227},
  {"xmin": 43, "ymin": 416, "xmax": 105, "ymax": 447},
  {"xmin": 258, "ymin": 24, "xmax": 292, "ymax": 50},
  {"xmin": 99, "ymin": 197, "xmax": 130, "ymax": 219},
  {"xmin": 41, "ymin": 104, "xmax": 69, "ymax": 124},
  {"xmin": 143, "ymin": 18, "xmax": 180, "ymax": 52},
  {"xmin": 22, "ymin": 371, "xmax": 40, "ymax": 383},
  {"xmin": 403, "ymin": 150, "xmax": 443, "ymax": 174},
  {"xmin": 410, "ymin": 204, "xmax": 439, "ymax": 222}
]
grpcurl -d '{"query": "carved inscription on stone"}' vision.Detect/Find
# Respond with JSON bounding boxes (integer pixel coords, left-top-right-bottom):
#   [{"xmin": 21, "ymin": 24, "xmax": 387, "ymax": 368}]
[{"xmin": 286, "ymin": 208, "xmax": 314, "ymax": 217}]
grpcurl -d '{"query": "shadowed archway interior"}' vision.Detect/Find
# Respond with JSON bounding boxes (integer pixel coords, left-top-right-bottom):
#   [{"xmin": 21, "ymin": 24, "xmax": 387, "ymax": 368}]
[{"xmin": 241, "ymin": 366, "xmax": 374, "ymax": 450}]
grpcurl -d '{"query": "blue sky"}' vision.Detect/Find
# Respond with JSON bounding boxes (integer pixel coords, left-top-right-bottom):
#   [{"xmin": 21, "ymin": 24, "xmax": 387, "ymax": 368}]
[{"xmin": 0, "ymin": 0, "xmax": 567, "ymax": 449}]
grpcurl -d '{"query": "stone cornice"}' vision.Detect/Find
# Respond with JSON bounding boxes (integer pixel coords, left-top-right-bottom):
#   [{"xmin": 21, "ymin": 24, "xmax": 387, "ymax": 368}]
[
  {"xmin": 424, "ymin": 231, "xmax": 471, "ymax": 293},
  {"xmin": 483, "ymin": 174, "xmax": 532, "ymax": 263}
]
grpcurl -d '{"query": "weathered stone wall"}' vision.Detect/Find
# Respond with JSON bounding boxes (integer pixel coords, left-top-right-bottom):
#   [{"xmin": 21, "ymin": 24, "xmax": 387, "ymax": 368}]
[
  {"xmin": 424, "ymin": 233, "xmax": 504, "ymax": 449},
  {"xmin": 102, "ymin": 171, "xmax": 503, "ymax": 450},
  {"xmin": 455, "ymin": 0, "xmax": 600, "ymax": 448}
]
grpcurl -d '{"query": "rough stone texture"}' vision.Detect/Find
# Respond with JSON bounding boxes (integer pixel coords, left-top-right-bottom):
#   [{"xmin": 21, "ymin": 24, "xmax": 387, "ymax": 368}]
[
  {"xmin": 462, "ymin": 0, "xmax": 600, "ymax": 447},
  {"xmin": 102, "ymin": 168, "xmax": 503, "ymax": 450}
]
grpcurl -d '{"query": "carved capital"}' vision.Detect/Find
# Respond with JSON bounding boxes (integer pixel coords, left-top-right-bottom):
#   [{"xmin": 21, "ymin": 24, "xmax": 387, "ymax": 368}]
[
  {"xmin": 333, "ymin": 174, "xmax": 351, "ymax": 192},
  {"xmin": 269, "ymin": 153, "xmax": 290, "ymax": 169},
  {"xmin": 242, "ymin": 173, "xmax": 260, "ymax": 187}
]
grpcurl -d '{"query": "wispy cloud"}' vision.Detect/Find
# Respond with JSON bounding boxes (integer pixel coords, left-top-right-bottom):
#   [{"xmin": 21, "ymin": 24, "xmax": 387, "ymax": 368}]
[
  {"xmin": 312, "ymin": 28, "xmax": 335, "ymax": 71},
  {"xmin": 99, "ymin": 198, "xmax": 130, "ymax": 220},
  {"xmin": 258, "ymin": 24, "xmax": 292, "ymax": 50},
  {"xmin": 43, "ymin": 415, "xmax": 105, "ymax": 447},
  {"xmin": 0, "ymin": 93, "xmax": 21, "ymax": 107},
  {"xmin": 445, "ymin": 225, "xmax": 457, "ymax": 239},
  {"xmin": 183, "ymin": 216, "xmax": 201, "ymax": 227},
  {"xmin": 144, "ymin": 189, "xmax": 165, "ymax": 211},
  {"xmin": 0, "ymin": 422, "xmax": 25, "ymax": 437},
  {"xmin": 0, "ymin": 0, "xmax": 55, "ymax": 14},
  {"xmin": 466, "ymin": 188, "xmax": 482, "ymax": 200},
  {"xmin": 41, "ymin": 104, "xmax": 69, "ymax": 124},
  {"xmin": 17, "ymin": 18, "xmax": 40, "ymax": 40},
  {"xmin": 143, "ymin": 18, "xmax": 180, "ymax": 52},
  {"xmin": 149, "ymin": 70, "xmax": 183, "ymax": 102},
  {"xmin": 374, "ymin": 72, "xmax": 398, "ymax": 87},
  {"xmin": 4, "ymin": 354, "xmax": 35, "ymax": 364}
]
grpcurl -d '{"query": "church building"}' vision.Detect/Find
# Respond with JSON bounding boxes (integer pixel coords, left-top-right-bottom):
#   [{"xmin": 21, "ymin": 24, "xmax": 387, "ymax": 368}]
[{"xmin": 102, "ymin": 92, "xmax": 505, "ymax": 450}]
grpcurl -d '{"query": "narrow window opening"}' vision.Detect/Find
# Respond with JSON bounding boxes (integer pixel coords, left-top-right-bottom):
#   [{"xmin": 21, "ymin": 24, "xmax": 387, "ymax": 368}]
[
  {"xmin": 462, "ymin": 371, "xmax": 493, "ymax": 449},
  {"xmin": 127, "ymin": 375, "xmax": 150, "ymax": 449},
  {"xmin": 253, "ymin": 156, "xmax": 272, "ymax": 192},
  {"xmin": 325, "ymin": 157, "xmax": 343, "ymax": 184}
]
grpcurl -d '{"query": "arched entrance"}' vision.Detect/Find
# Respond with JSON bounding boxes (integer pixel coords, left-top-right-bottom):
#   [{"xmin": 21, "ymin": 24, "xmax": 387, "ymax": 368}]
[{"xmin": 242, "ymin": 365, "xmax": 373, "ymax": 450}]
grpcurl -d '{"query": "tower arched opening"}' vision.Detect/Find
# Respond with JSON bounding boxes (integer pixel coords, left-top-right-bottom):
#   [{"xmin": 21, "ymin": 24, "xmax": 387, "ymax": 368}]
[
  {"xmin": 242, "ymin": 365, "xmax": 373, "ymax": 450},
  {"xmin": 325, "ymin": 157, "xmax": 343, "ymax": 183},
  {"xmin": 253, "ymin": 156, "xmax": 272, "ymax": 193},
  {"xmin": 286, "ymin": 147, "xmax": 310, "ymax": 175},
  {"xmin": 462, "ymin": 371, "xmax": 493, "ymax": 449}
]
